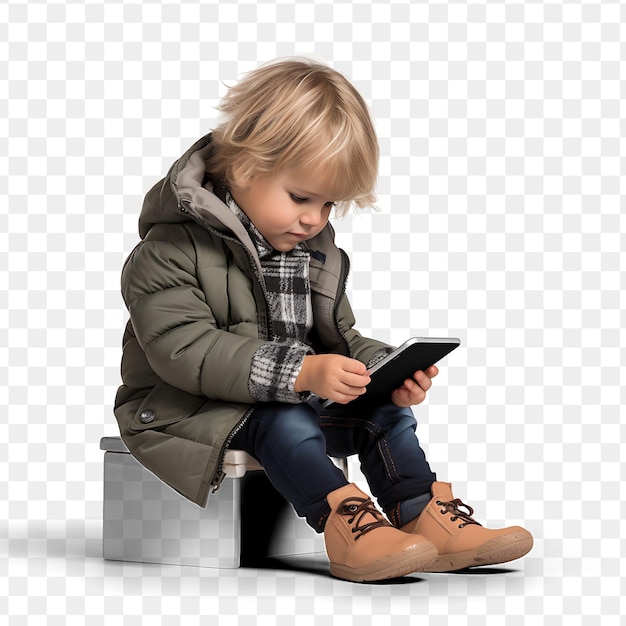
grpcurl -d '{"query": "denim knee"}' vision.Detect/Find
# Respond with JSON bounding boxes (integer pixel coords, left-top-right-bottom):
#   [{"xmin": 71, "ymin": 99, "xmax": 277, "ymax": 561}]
[
  {"xmin": 248, "ymin": 402, "xmax": 323, "ymax": 451},
  {"xmin": 366, "ymin": 404, "xmax": 417, "ymax": 438}
]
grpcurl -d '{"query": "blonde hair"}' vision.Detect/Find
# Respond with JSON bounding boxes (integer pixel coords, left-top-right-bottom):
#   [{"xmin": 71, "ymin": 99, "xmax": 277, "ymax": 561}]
[{"xmin": 207, "ymin": 57, "xmax": 379, "ymax": 215}]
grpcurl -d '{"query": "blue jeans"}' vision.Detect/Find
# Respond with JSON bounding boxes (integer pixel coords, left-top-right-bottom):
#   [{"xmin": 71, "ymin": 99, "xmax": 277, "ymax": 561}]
[{"xmin": 230, "ymin": 399, "xmax": 436, "ymax": 532}]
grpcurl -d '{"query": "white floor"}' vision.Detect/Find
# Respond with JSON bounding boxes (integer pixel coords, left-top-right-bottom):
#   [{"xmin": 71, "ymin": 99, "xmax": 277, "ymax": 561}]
[{"xmin": 1, "ymin": 518, "xmax": 620, "ymax": 625}]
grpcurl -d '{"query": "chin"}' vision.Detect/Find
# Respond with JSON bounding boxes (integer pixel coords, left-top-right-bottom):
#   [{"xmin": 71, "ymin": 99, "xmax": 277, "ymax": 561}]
[{"xmin": 271, "ymin": 239, "xmax": 299, "ymax": 252}]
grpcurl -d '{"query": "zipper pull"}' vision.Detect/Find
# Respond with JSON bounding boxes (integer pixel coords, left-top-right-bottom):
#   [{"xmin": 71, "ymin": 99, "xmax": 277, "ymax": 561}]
[{"xmin": 211, "ymin": 471, "xmax": 227, "ymax": 493}]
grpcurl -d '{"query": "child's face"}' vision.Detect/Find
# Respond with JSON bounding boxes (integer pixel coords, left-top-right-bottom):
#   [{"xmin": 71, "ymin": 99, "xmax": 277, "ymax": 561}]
[{"xmin": 229, "ymin": 167, "xmax": 337, "ymax": 252}]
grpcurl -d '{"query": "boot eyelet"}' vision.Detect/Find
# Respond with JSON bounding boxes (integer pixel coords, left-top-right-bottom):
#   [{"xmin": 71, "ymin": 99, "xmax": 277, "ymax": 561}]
[{"xmin": 436, "ymin": 501, "xmax": 442, "ymax": 506}]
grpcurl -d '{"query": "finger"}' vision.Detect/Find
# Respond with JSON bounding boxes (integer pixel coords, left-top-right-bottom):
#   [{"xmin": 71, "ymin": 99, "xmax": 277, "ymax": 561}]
[
  {"xmin": 340, "ymin": 371, "xmax": 371, "ymax": 388},
  {"xmin": 391, "ymin": 388, "xmax": 411, "ymax": 408},
  {"xmin": 338, "ymin": 381, "xmax": 368, "ymax": 397},
  {"xmin": 328, "ymin": 378, "xmax": 368, "ymax": 400},
  {"xmin": 403, "ymin": 378, "xmax": 426, "ymax": 402},
  {"xmin": 425, "ymin": 365, "xmax": 439, "ymax": 378},
  {"xmin": 413, "ymin": 371, "xmax": 432, "ymax": 391},
  {"xmin": 333, "ymin": 390, "xmax": 364, "ymax": 404}
]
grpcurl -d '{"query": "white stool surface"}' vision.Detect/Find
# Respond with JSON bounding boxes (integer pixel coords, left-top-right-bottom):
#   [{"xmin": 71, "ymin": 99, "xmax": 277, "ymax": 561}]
[{"xmin": 100, "ymin": 436, "xmax": 263, "ymax": 476}]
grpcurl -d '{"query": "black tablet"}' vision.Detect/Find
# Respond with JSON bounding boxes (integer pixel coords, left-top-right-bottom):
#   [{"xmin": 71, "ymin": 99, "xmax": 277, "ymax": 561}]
[{"xmin": 322, "ymin": 337, "xmax": 460, "ymax": 407}]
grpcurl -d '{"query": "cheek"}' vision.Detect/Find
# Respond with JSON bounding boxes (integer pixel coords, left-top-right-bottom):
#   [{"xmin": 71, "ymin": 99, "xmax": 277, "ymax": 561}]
[{"xmin": 279, "ymin": 205, "xmax": 300, "ymax": 226}]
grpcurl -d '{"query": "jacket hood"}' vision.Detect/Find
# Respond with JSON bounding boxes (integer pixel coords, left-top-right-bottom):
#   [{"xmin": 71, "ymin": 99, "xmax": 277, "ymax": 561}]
[
  {"xmin": 136, "ymin": 133, "xmax": 344, "ymax": 297},
  {"xmin": 138, "ymin": 133, "xmax": 249, "ymax": 242}
]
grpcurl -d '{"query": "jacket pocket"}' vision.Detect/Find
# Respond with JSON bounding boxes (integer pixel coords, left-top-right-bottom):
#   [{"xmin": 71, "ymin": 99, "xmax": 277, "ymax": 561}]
[{"xmin": 130, "ymin": 381, "xmax": 206, "ymax": 431}]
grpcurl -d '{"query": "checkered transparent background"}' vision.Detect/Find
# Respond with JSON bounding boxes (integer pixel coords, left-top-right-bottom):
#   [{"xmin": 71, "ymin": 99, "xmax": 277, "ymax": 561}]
[{"xmin": 1, "ymin": 0, "xmax": 624, "ymax": 623}]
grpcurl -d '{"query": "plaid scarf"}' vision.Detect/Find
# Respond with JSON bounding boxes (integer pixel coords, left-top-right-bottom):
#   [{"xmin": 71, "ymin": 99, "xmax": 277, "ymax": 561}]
[{"xmin": 226, "ymin": 192, "xmax": 315, "ymax": 403}]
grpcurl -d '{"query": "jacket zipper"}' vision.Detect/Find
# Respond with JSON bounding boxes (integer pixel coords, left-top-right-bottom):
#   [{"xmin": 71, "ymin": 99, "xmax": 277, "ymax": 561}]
[
  {"xmin": 179, "ymin": 198, "xmax": 272, "ymax": 493},
  {"xmin": 210, "ymin": 405, "xmax": 256, "ymax": 492}
]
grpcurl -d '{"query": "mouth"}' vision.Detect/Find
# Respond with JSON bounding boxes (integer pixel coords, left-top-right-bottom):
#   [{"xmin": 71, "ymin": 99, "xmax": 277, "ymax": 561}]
[{"xmin": 288, "ymin": 232, "xmax": 309, "ymax": 239}]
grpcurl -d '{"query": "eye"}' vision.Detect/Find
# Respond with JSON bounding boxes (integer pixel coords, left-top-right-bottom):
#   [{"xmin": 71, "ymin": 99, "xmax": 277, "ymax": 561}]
[{"xmin": 289, "ymin": 193, "xmax": 308, "ymax": 204}]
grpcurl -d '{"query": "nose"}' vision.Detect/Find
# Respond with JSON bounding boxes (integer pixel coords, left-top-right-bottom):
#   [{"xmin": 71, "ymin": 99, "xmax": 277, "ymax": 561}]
[{"xmin": 300, "ymin": 205, "xmax": 324, "ymax": 228}]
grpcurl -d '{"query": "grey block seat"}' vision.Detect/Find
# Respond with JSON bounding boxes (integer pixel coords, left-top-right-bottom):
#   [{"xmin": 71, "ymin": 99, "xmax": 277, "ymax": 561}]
[{"xmin": 101, "ymin": 436, "xmax": 345, "ymax": 568}]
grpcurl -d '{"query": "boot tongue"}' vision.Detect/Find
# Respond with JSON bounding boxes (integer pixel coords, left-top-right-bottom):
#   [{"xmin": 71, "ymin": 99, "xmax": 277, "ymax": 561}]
[
  {"xmin": 430, "ymin": 482, "xmax": 481, "ymax": 526},
  {"xmin": 431, "ymin": 481, "xmax": 454, "ymax": 501}
]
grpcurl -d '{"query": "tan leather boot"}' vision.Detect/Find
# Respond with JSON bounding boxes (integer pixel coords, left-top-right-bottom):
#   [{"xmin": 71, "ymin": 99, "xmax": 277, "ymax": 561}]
[
  {"xmin": 324, "ymin": 483, "xmax": 437, "ymax": 582},
  {"xmin": 401, "ymin": 482, "xmax": 533, "ymax": 572}
]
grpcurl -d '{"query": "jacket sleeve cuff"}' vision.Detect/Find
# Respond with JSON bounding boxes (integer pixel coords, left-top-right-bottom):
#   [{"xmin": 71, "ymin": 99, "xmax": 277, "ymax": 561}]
[
  {"xmin": 366, "ymin": 346, "xmax": 395, "ymax": 370},
  {"xmin": 248, "ymin": 341, "xmax": 317, "ymax": 404}
]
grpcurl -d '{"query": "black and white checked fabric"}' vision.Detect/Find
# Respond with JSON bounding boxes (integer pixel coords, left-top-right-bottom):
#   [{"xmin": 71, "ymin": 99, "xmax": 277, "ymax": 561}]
[{"xmin": 226, "ymin": 192, "xmax": 315, "ymax": 403}]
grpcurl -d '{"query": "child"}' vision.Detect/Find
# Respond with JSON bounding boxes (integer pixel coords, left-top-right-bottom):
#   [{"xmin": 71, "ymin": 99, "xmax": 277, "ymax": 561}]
[{"xmin": 114, "ymin": 57, "xmax": 533, "ymax": 582}]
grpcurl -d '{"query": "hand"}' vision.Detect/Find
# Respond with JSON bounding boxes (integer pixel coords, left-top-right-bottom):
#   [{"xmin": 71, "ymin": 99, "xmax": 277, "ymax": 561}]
[
  {"xmin": 391, "ymin": 365, "xmax": 439, "ymax": 408},
  {"xmin": 294, "ymin": 354, "xmax": 371, "ymax": 404}
]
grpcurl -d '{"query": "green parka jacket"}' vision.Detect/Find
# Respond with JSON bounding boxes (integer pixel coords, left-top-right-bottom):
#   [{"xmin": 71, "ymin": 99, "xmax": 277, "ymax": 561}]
[{"xmin": 114, "ymin": 133, "xmax": 390, "ymax": 507}]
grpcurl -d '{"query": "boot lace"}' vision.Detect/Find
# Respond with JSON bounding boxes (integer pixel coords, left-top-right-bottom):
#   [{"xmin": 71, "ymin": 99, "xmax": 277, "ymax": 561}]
[
  {"xmin": 339, "ymin": 497, "xmax": 391, "ymax": 541},
  {"xmin": 436, "ymin": 498, "xmax": 482, "ymax": 529}
]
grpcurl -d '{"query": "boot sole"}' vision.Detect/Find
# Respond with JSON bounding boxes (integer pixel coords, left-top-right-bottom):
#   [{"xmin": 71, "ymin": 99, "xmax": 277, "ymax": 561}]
[
  {"xmin": 329, "ymin": 542, "xmax": 438, "ymax": 582},
  {"xmin": 418, "ymin": 532, "xmax": 534, "ymax": 572}
]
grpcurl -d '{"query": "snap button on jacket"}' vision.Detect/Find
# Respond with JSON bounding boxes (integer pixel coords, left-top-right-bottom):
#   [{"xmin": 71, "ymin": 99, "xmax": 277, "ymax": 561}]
[{"xmin": 139, "ymin": 410, "xmax": 155, "ymax": 424}]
